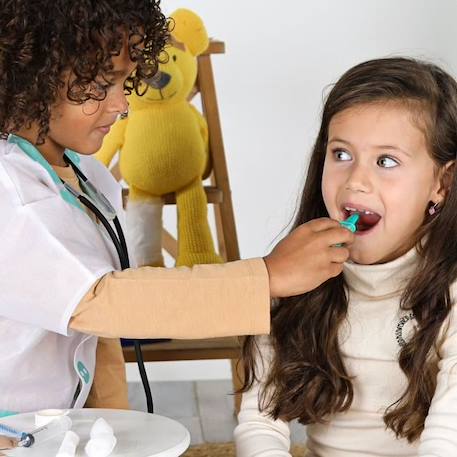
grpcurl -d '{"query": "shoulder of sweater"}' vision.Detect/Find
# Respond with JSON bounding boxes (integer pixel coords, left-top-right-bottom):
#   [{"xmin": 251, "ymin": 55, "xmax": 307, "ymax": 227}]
[{"xmin": 251, "ymin": 336, "xmax": 274, "ymax": 381}]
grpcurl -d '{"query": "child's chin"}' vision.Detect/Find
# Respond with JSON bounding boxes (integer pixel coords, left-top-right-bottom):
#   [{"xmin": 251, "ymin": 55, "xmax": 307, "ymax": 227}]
[
  {"xmin": 348, "ymin": 249, "xmax": 381, "ymax": 265},
  {"xmin": 77, "ymin": 143, "xmax": 99, "ymax": 155}
]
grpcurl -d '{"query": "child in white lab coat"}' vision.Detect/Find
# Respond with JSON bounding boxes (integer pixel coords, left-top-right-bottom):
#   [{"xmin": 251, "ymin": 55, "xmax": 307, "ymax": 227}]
[{"xmin": 0, "ymin": 0, "xmax": 353, "ymax": 415}]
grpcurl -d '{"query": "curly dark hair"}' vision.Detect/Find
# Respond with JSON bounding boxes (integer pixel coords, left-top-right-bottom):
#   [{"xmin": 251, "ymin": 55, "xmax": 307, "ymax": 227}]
[{"xmin": 0, "ymin": 0, "xmax": 169, "ymax": 142}]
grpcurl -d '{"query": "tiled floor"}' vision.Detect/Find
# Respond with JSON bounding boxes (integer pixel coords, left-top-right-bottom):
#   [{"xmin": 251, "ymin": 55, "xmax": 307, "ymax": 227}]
[{"xmin": 128, "ymin": 380, "xmax": 307, "ymax": 446}]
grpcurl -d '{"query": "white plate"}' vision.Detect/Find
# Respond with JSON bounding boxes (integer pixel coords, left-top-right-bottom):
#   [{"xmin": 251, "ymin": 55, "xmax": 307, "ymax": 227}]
[{"xmin": 0, "ymin": 409, "xmax": 190, "ymax": 457}]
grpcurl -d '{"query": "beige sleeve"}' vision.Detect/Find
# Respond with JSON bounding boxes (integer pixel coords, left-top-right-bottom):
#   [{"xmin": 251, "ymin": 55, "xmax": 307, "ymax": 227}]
[
  {"xmin": 70, "ymin": 258, "xmax": 270, "ymax": 339},
  {"xmin": 235, "ymin": 337, "xmax": 291, "ymax": 456},
  {"xmin": 84, "ymin": 337, "xmax": 130, "ymax": 409}
]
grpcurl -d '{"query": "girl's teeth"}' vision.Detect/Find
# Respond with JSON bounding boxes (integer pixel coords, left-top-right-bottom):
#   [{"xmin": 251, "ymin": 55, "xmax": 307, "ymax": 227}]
[{"xmin": 344, "ymin": 207, "xmax": 374, "ymax": 215}]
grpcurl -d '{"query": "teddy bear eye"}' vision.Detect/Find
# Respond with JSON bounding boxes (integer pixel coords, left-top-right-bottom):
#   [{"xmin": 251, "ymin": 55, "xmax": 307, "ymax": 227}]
[{"xmin": 172, "ymin": 55, "xmax": 177, "ymax": 62}]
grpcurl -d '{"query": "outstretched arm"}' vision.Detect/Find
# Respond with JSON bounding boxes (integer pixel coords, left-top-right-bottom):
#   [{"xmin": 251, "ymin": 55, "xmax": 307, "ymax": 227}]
[
  {"xmin": 69, "ymin": 219, "xmax": 355, "ymax": 338},
  {"xmin": 70, "ymin": 258, "xmax": 270, "ymax": 338}
]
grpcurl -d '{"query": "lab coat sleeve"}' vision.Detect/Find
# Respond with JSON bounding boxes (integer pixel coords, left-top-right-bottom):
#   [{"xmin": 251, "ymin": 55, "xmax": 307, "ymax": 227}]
[
  {"xmin": 234, "ymin": 338, "xmax": 292, "ymax": 457},
  {"xmin": 69, "ymin": 258, "xmax": 270, "ymax": 339},
  {"xmin": 85, "ymin": 337, "xmax": 129, "ymax": 410},
  {"xmin": 418, "ymin": 295, "xmax": 457, "ymax": 456},
  {"xmin": 0, "ymin": 166, "xmax": 113, "ymax": 335}
]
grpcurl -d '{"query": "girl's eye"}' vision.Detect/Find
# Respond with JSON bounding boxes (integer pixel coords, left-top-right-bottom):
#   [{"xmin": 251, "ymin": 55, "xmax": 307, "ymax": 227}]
[
  {"xmin": 377, "ymin": 156, "xmax": 399, "ymax": 168},
  {"xmin": 333, "ymin": 149, "xmax": 352, "ymax": 161}
]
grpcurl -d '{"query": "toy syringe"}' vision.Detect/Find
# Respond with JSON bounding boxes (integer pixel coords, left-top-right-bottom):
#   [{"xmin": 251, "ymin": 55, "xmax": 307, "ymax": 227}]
[{"xmin": 0, "ymin": 415, "xmax": 72, "ymax": 450}]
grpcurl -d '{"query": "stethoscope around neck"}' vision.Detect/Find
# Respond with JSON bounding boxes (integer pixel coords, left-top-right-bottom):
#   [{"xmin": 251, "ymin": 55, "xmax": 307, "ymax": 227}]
[
  {"xmin": 62, "ymin": 154, "xmax": 130, "ymax": 270},
  {"xmin": 63, "ymin": 154, "xmax": 155, "ymax": 415},
  {"xmin": 7, "ymin": 135, "xmax": 154, "ymax": 414}
]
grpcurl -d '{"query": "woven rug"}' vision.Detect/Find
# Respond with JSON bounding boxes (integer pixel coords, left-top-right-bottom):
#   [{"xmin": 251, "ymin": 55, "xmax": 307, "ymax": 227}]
[{"xmin": 183, "ymin": 442, "xmax": 307, "ymax": 456}]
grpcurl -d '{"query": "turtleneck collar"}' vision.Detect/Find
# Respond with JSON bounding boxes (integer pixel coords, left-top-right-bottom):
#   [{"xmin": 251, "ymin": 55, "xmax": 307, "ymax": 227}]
[{"xmin": 343, "ymin": 247, "xmax": 419, "ymax": 299}]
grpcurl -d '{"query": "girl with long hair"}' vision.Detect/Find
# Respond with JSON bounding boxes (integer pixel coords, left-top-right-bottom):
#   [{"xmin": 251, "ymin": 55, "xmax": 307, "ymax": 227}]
[{"xmin": 236, "ymin": 57, "xmax": 457, "ymax": 456}]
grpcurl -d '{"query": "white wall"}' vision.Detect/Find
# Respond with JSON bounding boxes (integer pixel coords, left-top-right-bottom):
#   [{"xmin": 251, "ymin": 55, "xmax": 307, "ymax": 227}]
[{"xmin": 127, "ymin": 0, "xmax": 457, "ymax": 382}]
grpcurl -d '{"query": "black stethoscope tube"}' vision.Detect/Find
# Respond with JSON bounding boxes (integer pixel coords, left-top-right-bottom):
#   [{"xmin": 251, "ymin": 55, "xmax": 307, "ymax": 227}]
[
  {"xmin": 113, "ymin": 217, "xmax": 129, "ymax": 266},
  {"xmin": 64, "ymin": 156, "xmax": 154, "ymax": 414},
  {"xmin": 79, "ymin": 195, "xmax": 127, "ymax": 267}
]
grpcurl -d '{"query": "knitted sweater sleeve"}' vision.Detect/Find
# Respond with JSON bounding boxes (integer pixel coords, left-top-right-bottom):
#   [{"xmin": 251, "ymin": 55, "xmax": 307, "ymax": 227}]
[
  {"xmin": 234, "ymin": 338, "xmax": 292, "ymax": 457},
  {"xmin": 419, "ymin": 291, "xmax": 457, "ymax": 456}
]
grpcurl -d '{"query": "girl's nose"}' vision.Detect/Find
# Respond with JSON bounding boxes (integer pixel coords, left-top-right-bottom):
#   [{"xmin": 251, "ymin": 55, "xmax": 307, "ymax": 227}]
[{"xmin": 345, "ymin": 164, "xmax": 372, "ymax": 193}]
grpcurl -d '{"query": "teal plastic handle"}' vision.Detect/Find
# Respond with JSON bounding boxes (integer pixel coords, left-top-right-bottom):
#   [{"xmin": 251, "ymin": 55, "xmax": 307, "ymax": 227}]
[
  {"xmin": 339, "ymin": 213, "xmax": 359, "ymax": 233},
  {"xmin": 0, "ymin": 411, "xmax": 18, "ymax": 418},
  {"xmin": 335, "ymin": 213, "xmax": 359, "ymax": 247}
]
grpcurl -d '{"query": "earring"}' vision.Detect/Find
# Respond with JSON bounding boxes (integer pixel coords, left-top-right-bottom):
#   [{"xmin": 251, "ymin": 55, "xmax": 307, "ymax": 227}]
[{"xmin": 429, "ymin": 202, "xmax": 440, "ymax": 216}]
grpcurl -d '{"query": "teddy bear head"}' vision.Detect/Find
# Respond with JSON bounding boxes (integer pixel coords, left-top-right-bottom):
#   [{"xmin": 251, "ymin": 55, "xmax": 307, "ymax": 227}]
[{"xmin": 128, "ymin": 8, "xmax": 209, "ymax": 110}]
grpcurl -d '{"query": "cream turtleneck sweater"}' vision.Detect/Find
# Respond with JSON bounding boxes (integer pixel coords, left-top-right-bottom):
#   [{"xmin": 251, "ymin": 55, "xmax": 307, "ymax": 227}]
[{"xmin": 235, "ymin": 249, "xmax": 457, "ymax": 456}]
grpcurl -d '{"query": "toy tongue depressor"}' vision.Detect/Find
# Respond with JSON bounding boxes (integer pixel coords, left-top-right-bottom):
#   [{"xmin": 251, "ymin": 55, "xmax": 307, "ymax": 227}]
[{"xmin": 335, "ymin": 213, "xmax": 359, "ymax": 247}]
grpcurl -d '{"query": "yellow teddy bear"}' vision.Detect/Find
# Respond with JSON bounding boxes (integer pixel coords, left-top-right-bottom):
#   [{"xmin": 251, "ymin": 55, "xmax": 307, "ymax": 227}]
[{"xmin": 96, "ymin": 8, "xmax": 222, "ymax": 267}]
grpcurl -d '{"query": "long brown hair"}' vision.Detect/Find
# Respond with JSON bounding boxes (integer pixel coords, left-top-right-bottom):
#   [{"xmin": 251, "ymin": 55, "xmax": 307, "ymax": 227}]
[{"xmin": 241, "ymin": 57, "xmax": 457, "ymax": 442}]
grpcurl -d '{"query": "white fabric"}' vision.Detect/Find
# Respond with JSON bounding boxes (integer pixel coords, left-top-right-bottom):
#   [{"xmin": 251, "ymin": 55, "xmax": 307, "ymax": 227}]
[
  {"xmin": 126, "ymin": 198, "xmax": 163, "ymax": 267},
  {"xmin": 235, "ymin": 337, "xmax": 292, "ymax": 457},
  {"xmin": 33, "ymin": 415, "xmax": 72, "ymax": 446},
  {"xmin": 0, "ymin": 139, "xmax": 125, "ymax": 412},
  {"xmin": 235, "ymin": 248, "xmax": 457, "ymax": 456},
  {"xmin": 35, "ymin": 409, "xmax": 69, "ymax": 427},
  {"xmin": 56, "ymin": 430, "xmax": 80, "ymax": 457},
  {"xmin": 85, "ymin": 418, "xmax": 117, "ymax": 457}
]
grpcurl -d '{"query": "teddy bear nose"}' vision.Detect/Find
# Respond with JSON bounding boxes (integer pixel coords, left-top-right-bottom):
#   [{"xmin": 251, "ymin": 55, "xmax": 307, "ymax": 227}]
[{"xmin": 144, "ymin": 71, "xmax": 171, "ymax": 90}]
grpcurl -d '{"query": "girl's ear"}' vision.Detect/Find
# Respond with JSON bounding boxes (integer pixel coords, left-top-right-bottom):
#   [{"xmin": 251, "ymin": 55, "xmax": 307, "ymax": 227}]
[{"xmin": 431, "ymin": 160, "xmax": 455, "ymax": 205}]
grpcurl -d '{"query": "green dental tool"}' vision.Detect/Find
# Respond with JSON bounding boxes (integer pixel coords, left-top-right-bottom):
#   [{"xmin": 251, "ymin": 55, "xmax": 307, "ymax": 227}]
[
  {"xmin": 335, "ymin": 213, "xmax": 359, "ymax": 247},
  {"xmin": 340, "ymin": 213, "xmax": 360, "ymax": 233}
]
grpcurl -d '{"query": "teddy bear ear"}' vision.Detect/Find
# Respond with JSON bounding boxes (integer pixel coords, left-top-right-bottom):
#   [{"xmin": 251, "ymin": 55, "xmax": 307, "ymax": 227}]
[{"xmin": 169, "ymin": 8, "xmax": 209, "ymax": 57}]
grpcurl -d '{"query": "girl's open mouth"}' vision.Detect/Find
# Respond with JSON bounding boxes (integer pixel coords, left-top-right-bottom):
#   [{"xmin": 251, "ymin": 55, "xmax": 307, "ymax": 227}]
[{"xmin": 342, "ymin": 205, "xmax": 382, "ymax": 233}]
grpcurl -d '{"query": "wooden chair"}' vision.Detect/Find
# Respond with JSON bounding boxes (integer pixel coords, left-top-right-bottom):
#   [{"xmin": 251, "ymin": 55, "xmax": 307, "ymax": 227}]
[{"xmin": 118, "ymin": 40, "xmax": 244, "ymax": 411}]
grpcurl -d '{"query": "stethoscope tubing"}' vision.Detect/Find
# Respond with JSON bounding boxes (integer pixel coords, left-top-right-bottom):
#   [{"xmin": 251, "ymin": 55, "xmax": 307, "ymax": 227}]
[
  {"xmin": 64, "ymin": 156, "xmax": 154, "ymax": 414},
  {"xmin": 78, "ymin": 195, "xmax": 128, "ymax": 268}
]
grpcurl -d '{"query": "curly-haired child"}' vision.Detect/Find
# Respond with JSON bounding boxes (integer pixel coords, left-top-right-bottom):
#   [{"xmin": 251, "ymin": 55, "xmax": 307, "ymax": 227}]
[{"xmin": 0, "ymin": 0, "xmax": 353, "ymax": 418}]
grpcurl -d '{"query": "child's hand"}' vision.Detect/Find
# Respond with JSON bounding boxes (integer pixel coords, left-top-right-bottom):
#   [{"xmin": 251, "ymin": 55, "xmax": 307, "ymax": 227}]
[{"xmin": 264, "ymin": 218, "xmax": 354, "ymax": 298}]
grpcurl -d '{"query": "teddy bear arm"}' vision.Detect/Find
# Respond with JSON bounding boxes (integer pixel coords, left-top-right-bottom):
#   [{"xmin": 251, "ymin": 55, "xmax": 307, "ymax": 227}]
[
  {"xmin": 189, "ymin": 104, "xmax": 209, "ymax": 147},
  {"xmin": 189, "ymin": 104, "xmax": 211, "ymax": 178},
  {"xmin": 95, "ymin": 119, "xmax": 128, "ymax": 167}
]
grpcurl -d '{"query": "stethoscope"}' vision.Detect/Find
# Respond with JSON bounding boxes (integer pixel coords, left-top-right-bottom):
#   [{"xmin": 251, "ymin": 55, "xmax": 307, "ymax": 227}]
[
  {"xmin": 7, "ymin": 133, "xmax": 154, "ymax": 413},
  {"xmin": 62, "ymin": 154, "xmax": 130, "ymax": 270},
  {"xmin": 61, "ymin": 153, "xmax": 155, "ymax": 414}
]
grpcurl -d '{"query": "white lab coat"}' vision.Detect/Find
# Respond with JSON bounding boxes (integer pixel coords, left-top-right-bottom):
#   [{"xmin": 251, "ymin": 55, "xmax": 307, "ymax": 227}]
[{"xmin": 0, "ymin": 137, "xmax": 124, "ymax": 413}]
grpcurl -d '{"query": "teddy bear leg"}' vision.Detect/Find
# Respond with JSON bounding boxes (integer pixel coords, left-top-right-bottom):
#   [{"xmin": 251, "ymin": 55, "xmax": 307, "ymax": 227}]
[
  {"xmin": 126, "ymin": 191, "xmax": 164, "ymax": 267},
  {"xmin": 175, "ymin": 179, "xmax": 223, "ymax": 266}
]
